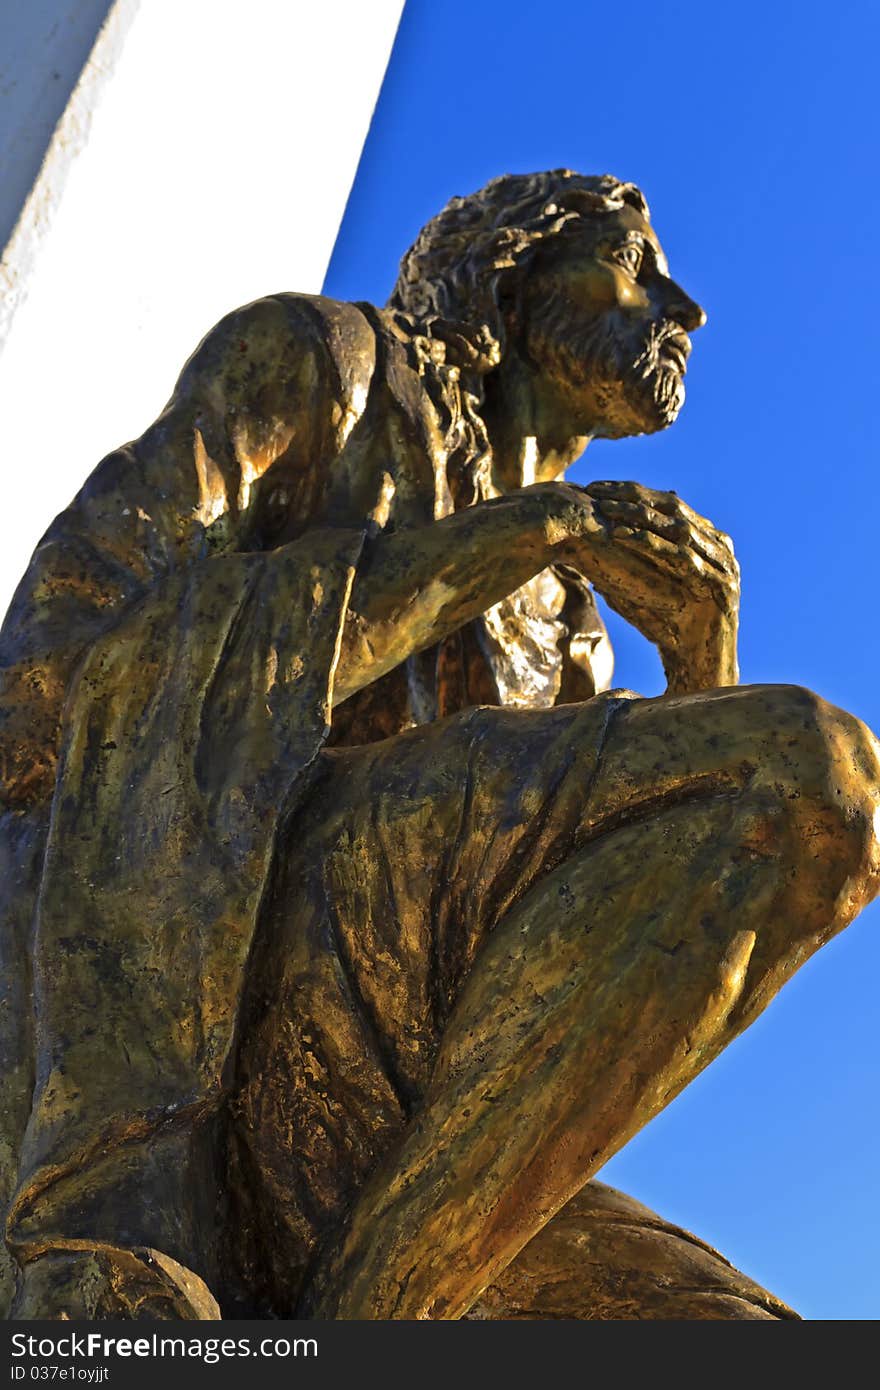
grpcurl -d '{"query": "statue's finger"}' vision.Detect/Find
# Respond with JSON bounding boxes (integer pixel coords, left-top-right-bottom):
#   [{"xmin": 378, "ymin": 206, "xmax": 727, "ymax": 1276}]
[
  {"xmin": 597, "ymin": 496, "xmax": 687, "ymax": 541},
  {"xmin": 600, "ymin": 500, "xmax": 731, "ymax": 581},
  {"xmin": 621, "ymin": 499, "xmax": 735, "ymax": 578},
  {"xmin": 585, "ymin": 479, "xmax": 642, "ymax": 502}
]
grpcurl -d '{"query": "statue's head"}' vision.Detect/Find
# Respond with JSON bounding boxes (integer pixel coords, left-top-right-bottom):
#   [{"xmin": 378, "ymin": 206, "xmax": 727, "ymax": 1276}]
[{"xmin": 390, "ymin": 170, "xmax": 706, "ymax": 440}]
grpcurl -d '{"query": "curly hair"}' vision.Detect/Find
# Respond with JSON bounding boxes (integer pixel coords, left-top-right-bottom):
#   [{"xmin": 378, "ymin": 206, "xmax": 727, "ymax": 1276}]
[
  {"xmin": 389, "ymin": 170, "xmax": 649, "ymax": 353},
  {"xmin": 386, "ymin": 170, "xmax": 649, "ymax": 506}
]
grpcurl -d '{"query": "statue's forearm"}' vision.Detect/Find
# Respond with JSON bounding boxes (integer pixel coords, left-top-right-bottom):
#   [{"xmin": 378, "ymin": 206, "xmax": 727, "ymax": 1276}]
[
  {"xmin": 331, "ymin": 477, "xmax": 740, "ymax": 708},
  {"xmin": 332, "ymin": 485, "xmax": 593, "ymax": 706}
]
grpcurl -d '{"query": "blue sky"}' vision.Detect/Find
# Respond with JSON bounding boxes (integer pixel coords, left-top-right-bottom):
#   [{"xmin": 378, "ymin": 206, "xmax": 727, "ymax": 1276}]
[{"xmin": 325, "ymin": 0, "xmax": 880, "ymax": 1319}]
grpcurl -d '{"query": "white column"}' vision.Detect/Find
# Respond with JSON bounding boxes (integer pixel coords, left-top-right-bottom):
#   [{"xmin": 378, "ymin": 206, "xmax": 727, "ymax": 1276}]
[{"xmin": 0, "ymin": 0, "xmax": 404, "ymax": 616}]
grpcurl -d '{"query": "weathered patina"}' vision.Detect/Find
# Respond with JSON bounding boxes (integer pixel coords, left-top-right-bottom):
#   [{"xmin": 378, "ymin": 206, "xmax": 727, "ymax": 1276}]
[{"xmin": 2, "ymin": 172, "xmax": 878, "ymax": 1319}]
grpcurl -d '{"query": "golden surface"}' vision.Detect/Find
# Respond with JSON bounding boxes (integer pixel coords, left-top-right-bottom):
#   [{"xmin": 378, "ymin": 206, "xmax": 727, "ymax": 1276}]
[
  {"xmin": 1, "ymin": 171, "xmax": 878, "ymax": 1319},
  {"xmin": 467, "ymin": 1181, "xmax": 799, "ymax": 1320}
]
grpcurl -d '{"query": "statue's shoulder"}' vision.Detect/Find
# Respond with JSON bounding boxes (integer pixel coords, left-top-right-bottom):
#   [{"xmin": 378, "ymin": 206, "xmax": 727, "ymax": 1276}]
[{"xmin": 174, "ymin": 292, "xmax": 379, "ymax": 412}]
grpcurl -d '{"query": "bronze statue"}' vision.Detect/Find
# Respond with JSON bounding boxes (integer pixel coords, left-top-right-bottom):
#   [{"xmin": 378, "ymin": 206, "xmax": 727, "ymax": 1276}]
[{"xmin": 2, "ymin": 171, "xmax": 878, "ymax": 1321}]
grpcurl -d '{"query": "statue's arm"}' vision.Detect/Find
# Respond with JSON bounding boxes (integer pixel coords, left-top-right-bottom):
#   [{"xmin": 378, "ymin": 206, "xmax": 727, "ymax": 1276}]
[
  {"xmin": 333, "ymin": 479, "xmax": 739, "ymax": 706},
  {"xmin": 333, "ymin": 484, "xmax": 588, "ymax": 705}
]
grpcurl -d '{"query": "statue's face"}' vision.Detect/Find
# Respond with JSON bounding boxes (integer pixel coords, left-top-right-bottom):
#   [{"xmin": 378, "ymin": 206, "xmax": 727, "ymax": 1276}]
[{"xmin": 519, "ymin": 204, "xmax": 706, "ymax": 439}]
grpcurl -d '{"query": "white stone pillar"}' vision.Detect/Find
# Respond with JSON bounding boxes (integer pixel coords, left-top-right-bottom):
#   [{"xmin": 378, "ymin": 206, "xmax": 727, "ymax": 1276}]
[{"xmin": 0, "ymin": 0, "xmax": 403, "ymax": 615}]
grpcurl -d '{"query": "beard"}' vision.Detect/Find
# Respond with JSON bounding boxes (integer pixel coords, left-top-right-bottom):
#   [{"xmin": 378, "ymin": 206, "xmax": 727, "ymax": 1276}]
[{"xmin": 526, "ymin": 296, "xmax": 688, "ymax": 439}]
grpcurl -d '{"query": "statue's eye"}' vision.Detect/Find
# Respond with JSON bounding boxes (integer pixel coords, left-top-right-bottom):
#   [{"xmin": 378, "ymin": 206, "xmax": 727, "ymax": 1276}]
[{"xmin": 613, "ymin": 243, "xmax": 643, "ymax": 276}]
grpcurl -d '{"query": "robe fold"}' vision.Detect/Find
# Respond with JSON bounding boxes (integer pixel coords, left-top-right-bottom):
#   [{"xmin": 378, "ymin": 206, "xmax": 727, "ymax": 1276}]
[
  {"xmin": 9, "ymin": 529, "xmax": 363, "ymax": 1258},
  {"xmin": 0, "ymin": 291, "xmax": 378, "ymax": 1312}
]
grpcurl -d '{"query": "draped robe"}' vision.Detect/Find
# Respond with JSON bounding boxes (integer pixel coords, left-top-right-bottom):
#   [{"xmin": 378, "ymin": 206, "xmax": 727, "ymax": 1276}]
[
  {"xmin": 0, "ymin": 293, "xmax": 400, "ymax": 1311},
  {"xmin": 0, "ymin": 292, "xmax": 798, "ymax": 1320}
]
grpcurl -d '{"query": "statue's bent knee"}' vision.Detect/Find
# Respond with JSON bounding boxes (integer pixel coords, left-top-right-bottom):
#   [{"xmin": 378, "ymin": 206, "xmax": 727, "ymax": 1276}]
[
  {"xmin": 757, "ymin": 685, "xmax": 880, "ymax": 899},
  {"xmin": 712, "ymin": 686, "xmax": 880, "ymax": 1029}
]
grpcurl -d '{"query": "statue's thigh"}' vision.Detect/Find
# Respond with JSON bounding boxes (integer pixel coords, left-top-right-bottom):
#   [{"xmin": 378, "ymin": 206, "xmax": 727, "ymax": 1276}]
[
  {"xmin": 229, "ymin": 684, "xmax": 879, "ymax": 1313},
  {"xmin": 431, "ymin": 681, "xmax": 880, "ymax": 1103},
  {"xmin": 229, "ymin": 693, "xmax": 630, "ymax": 1309},
  {"xmin": 588, "ymin": 681, "xmax": 880, "ymax": 822}
]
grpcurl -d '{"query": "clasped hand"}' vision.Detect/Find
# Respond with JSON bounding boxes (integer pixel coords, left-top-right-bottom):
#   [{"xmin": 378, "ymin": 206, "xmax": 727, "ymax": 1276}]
[{"xmin": 553, "ymin": 478, "xmax": 740, "ymax": 693}]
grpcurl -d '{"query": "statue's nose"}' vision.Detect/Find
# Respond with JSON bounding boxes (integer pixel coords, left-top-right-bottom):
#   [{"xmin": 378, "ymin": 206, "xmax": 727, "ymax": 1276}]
[{"xmin": 662, "ymin": 278, "xmax": 707, "ymax": 332}]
